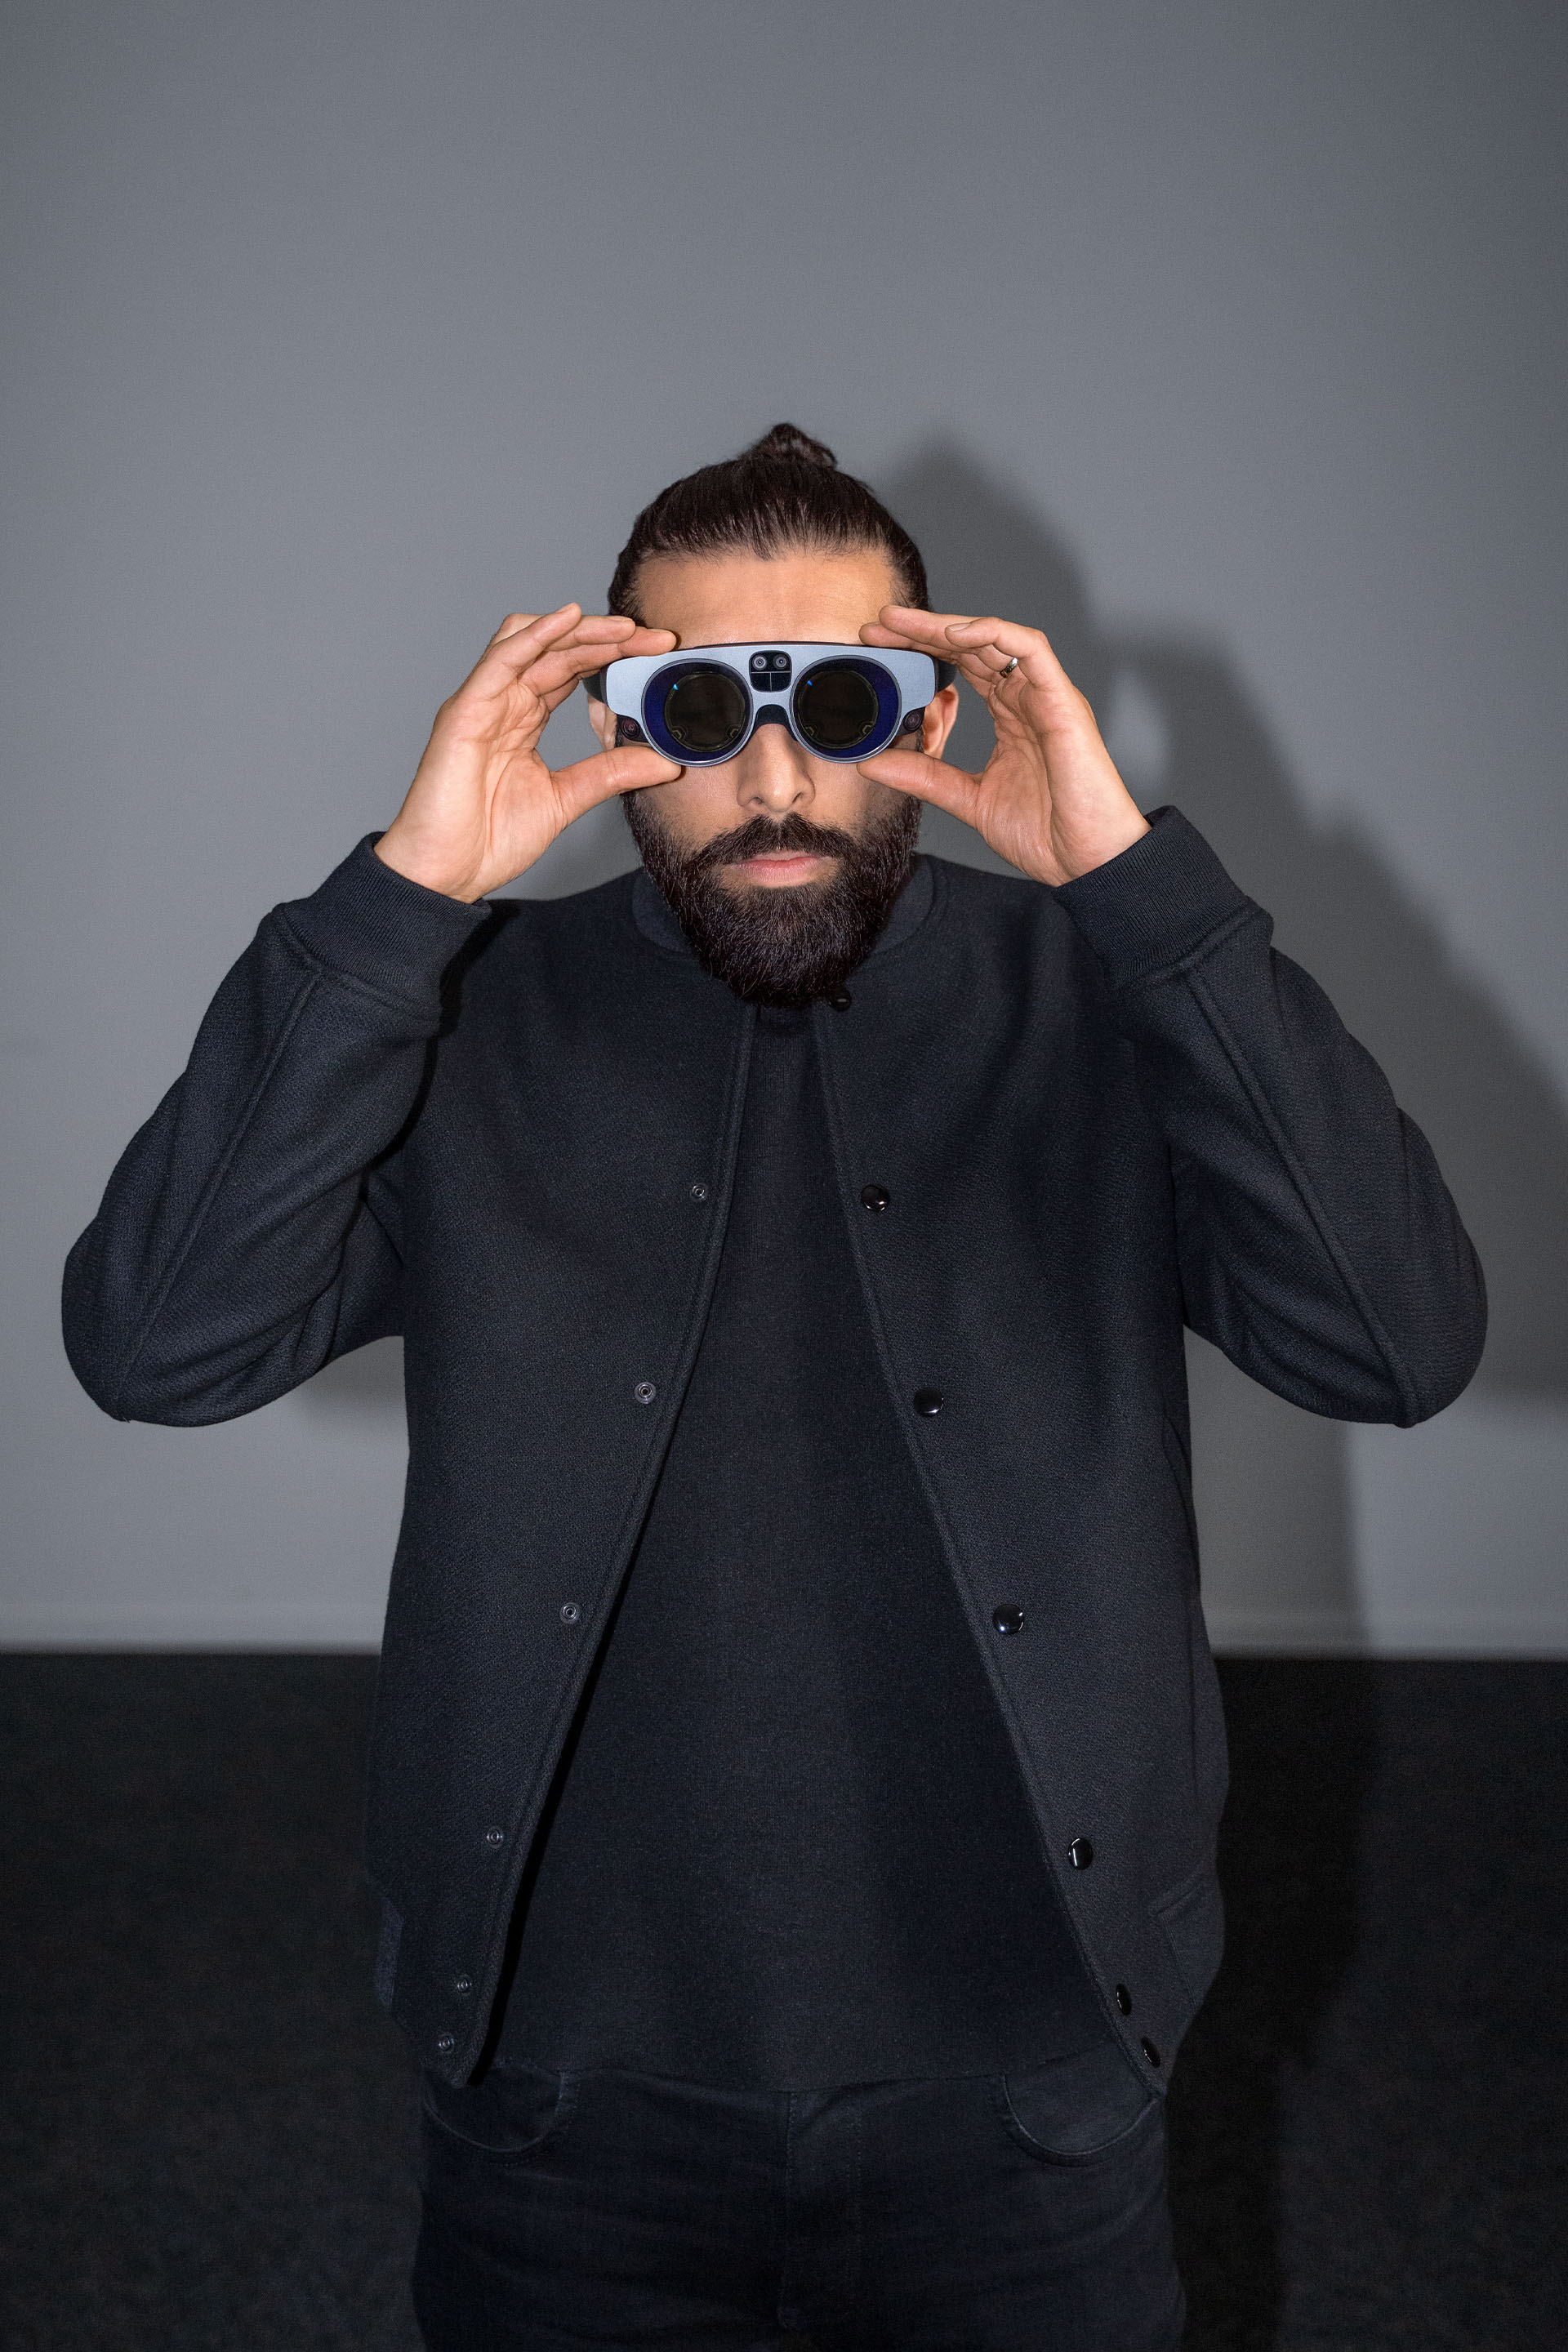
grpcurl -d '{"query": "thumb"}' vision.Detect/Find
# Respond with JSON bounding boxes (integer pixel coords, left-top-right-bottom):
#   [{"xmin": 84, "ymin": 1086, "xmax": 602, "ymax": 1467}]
[
  {"xmin": 555, "ymin": 742, "xmax": 683, "ymax": 817},
  {"xmin": 858, "ymin": 747, "xmax": 981, "ymax": 824}
]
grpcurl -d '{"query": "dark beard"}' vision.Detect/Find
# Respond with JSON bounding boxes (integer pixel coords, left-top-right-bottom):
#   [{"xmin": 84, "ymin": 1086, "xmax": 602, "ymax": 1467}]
[{"xmin": 621, "ymin": 791, "xmax": 922, "ymax": 1009}]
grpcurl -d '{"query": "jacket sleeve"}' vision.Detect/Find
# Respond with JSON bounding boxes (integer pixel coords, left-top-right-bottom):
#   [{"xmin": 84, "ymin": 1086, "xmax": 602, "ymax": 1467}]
[
  {"xmin": 61, "ymin": 835, "xmax": 492, "ymax": 1425},
  {"xmin": 1054, "ymin": 806, "xmax": 1487, "ymax": 1424}
]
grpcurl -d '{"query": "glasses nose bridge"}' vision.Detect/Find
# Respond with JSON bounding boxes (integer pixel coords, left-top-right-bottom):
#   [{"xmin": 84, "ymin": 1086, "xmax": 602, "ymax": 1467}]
[
  {"xmin": 733, "ymin": 699, "xmax": 817, "ymax": 805},
  {"xmin": 746, "ymin": 651, "xmax": 805, "ymax": 757}
]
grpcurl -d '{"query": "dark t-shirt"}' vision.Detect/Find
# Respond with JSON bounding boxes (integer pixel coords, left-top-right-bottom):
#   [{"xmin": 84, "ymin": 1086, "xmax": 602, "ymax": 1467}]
[{"xmin": 493, "ymin": 1001, "xmax": 1108, "ymax": 2088}]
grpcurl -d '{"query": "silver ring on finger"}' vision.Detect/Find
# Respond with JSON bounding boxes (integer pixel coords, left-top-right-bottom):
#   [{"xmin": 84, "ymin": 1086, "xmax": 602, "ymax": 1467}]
[{"xmin": 998, "ymin": 656, "xmax": 1019, "ymax": 676}]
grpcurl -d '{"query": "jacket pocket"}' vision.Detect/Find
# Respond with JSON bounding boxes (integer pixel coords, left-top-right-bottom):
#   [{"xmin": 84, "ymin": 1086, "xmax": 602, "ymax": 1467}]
[
  {"xmin": 1153, "ymin": 1862, "xmax": 1226, "ymax": 2009},
  {"xmin": 421, "ymin": 2060, "xmax": 579, "ymax": 2159},
  {"xmin": 997, "ymin": 2040, "xmax": 1159, "ymax": 2165}
]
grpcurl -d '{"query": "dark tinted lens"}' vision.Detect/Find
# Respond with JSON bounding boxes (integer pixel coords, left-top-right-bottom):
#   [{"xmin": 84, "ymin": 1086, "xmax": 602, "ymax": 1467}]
[
  {"xmin": 794, "ymin": 662, "xmax": 883, "ymax": 752},
  {"xmin": 662, "ymin": 667, "xmax": 749, "ymax": 755}
]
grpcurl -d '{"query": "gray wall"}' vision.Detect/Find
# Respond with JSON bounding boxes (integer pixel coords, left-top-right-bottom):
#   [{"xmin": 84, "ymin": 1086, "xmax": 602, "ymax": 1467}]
[{"xmin": 4, "ymin": 1, "xmax": 1564, "ymax": 1650}]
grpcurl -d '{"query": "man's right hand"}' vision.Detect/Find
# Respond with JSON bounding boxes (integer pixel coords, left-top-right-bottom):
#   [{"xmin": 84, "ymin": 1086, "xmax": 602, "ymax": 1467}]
[{"xmin": 374, "ymin": 604, "xmax": 682, "ymax": 902}]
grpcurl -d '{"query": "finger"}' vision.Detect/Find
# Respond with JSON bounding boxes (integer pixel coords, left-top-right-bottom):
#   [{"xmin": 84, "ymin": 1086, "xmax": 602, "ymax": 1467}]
[
  {"xmin": 551, "ymin": 742, "xmax": 682, "ymax": 817},
  {"xmin": 942, "ymin": 645, "xmax": 1022, "ymax": 697},
  {"xmin": 867, "ymin": 607, "xmax": 1073, "ymax": 698},
  {"xmin": 475, "ymin": 611, "xmax": 666, "ymax": 701},
  {"xmin": 524, "ymin": 635, "xmax": 684, "ymax": 728},
  {"xmin": 861, "ymin": 609, "xmax": 1022, "ymax": 696},
  {"xmin": 960, "ymin": 648, "xmax": 1030, "ymax": 702},
  {"xmin": 488, "ymin": 608, "xmax": 675, "ymax": 653},
  {"xmin": 488, "ymin": 611, "xmax": 542, "ymax": 648},
  {"xmin": 860, "ymin": 608, "xmax": 973, "ymax": 653},
  {"xmin": 530, "ymin": 663, "xmax": 640, "ymax": 726},
  {"xmin": 486, "ymin": 603, "xmax": 581, "ymax": 652},
  {"xmin": 858, "ymin": 612, "xmax": 1011, "ymax": 702},
  {"xmin": 592, "ymin": 621, "xmax": 678, "ymax": 656},
  {"xmin": 478, "ymin": 604, "xmax": 592, "ymax": 675},
  {"xmin": 855, "ymin": 745, "xmax": 982, "ymax": 822},
  {"xmin": 560, "ymin": 614, "xmax": 675, "ymax": 648},
  {"xmin": 497, "ymin": 622, "xmax": 679, "ymax": 687},
  {"xmin": 942, "ymin": 613, "xmax": 1071, "ymax": 693},
  {"xmin": 482, "ymin": 606, "xmax": 658, "ymax": 668},
  {"xmin": 521, "ymin": 630, "xmax": 676, "ymax": 701},
  {"xmin": 865, "ymin": 634, "xmax": 1007, "ymax": 701}
]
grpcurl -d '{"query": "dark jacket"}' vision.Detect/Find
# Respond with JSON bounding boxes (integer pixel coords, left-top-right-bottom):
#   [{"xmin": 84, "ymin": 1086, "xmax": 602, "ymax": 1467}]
[{"xmin": 62, "ymin": 808, "xmax": 1486, "ymax": 2088}]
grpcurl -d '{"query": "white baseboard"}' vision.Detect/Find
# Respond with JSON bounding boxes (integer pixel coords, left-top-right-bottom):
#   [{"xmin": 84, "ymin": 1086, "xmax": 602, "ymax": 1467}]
[
  {"xmin": 1203, "ymin": 1604, "xmax": 1568, "ymax": 1658},
  {"xmin": 0, "ymin": 1603, "xmax": 386, "ymax": 1650},
  {"xmin": 5, "ymin": 1601, "xmax": 1566, "ymax": 1658}
]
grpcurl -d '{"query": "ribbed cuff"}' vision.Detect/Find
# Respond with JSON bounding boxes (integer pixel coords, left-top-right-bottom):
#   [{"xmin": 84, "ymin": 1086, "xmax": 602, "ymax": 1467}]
[
  {"xmin": 1053, "ymin": 806, "xmax": 1258, "ymax": 990},
  {"xmin": 271, "ymin": 833, "xmax": 493, "ymax": 1009}
]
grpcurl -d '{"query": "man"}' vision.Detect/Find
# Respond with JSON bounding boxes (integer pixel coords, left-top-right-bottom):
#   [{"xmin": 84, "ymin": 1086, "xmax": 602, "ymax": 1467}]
[{"xmin": 63, "ymin": 424, "xmax": 1486, "ymax": 2350}]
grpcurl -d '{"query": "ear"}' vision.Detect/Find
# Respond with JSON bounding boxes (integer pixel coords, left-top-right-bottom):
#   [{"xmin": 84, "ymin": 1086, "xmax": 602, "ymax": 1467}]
[
  {"xmin": 586, "ymin": 697, "xmax": 617, "ymax": 755},
  {"xmin": 920, "ymin": 683, "xmax": 961, "ymax": 760}
]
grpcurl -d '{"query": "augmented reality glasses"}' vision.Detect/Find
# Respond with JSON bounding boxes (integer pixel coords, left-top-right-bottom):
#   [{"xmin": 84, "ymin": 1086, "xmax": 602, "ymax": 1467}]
[{"xmin": 583, "ymin": 643, "xmax": 954, "ymax": 767}]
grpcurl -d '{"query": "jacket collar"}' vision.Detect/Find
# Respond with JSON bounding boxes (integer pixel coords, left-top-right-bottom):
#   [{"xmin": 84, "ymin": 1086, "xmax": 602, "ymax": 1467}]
[{"xmin": 631, "ymin": 851, "xmax": 935, "ymax": 964}]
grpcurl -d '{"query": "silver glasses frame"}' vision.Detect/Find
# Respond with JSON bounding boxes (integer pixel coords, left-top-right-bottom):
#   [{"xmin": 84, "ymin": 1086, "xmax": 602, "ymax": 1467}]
[{"xmin": 583, "ymin": 641, "xmax": 947, "ymax": 765}]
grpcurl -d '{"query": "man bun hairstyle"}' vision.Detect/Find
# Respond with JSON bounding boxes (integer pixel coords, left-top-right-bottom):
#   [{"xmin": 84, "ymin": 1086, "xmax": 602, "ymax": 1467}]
[
  {"xmin": 608, "ymin": 422, "xmax": 929, "ymax": 619},
  {"xmin": 748, "ymin": 422, "xmax": 838, "ymax": 467}
]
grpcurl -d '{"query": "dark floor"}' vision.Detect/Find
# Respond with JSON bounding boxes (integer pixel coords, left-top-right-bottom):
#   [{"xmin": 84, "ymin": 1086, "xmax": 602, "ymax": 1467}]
[{"xmin": 1, "ymin": 1659, "xmax": 1564, "ymax": 2350}]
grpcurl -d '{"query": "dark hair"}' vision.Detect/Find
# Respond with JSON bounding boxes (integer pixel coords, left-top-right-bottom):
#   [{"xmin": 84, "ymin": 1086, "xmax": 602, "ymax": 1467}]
[{"xmin": 607, "ymin": 422, "xmax": 929, "ymax": 619}]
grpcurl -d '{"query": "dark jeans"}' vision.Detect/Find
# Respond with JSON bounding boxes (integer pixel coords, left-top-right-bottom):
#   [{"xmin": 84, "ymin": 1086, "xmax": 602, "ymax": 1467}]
[{"xmin": 412, "ymin": 2038, "xmax": 1185, "ymax": 2350}]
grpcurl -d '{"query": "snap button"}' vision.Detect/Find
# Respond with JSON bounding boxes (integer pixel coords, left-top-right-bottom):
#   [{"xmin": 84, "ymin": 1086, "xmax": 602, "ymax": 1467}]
[
  {"xmin": 1068, "ymin": 1837, "xmax": 1094, "ymax": 1869},
  {"xmin": 1141, "ymin": 2037, "xmax": 1162, "ymax": 2068},
  {"xmin": 436, "ymin": 2034, "xmax": 456, "ymax": 2055},
  {"xmin": 452, "ymin": 1976, "xmax": 474, "ymax": 1998},
  {"xmin": 690, "ymin": 1182, "xmax": 709, "ymax": 1201},
  {"xmin": 634, "ymin": 1381, "xmax": 657, "ymax": 1405},
  {"xmin": 991, "ymin": 1604, "xmax": 1025, "ymax": 1636},
  {"xmin": 483, "ymin": 1826, "xmax": 504, "ymax": 1849},
  {"xmin": 913, "ymin": 1388, "xmax": 942, "ymax": 1416},
  {"xmin": 559, "ymin": 1601, "xmax": 581, "ymax": 1625},
  {"xmin": 859, "ymin": 1183, "xmax": 891, "ymax": 1212},
  {"xmin": 1115, "ymin": 1983, "xmax": 1133, "ymax": 2016}
]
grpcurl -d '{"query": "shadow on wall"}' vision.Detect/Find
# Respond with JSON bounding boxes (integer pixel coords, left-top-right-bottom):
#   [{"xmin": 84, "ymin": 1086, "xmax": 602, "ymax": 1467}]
[
  {"xmin": 883, "ymin": 441, "xmax": 1568, "ymax": 1647},
  {"xmin": 885, "ymin": 440, "xmax": 1568, "ymax": 1406},
  {"xmin": 882, "ymin": 443, "xmax": 1568, "ymax": 2350}
]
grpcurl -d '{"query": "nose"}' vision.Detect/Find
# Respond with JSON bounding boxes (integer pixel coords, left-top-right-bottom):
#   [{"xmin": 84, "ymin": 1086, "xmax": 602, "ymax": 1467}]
[{"xmin": 731, "ymin": 714, "xmax": 816, "ymax": 816}]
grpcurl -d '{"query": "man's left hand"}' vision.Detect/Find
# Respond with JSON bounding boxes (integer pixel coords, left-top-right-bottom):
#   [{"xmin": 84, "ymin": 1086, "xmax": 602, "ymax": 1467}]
[{"xmin": 857, "ymin": 606, "xmax": 1149, "ymax": 886}]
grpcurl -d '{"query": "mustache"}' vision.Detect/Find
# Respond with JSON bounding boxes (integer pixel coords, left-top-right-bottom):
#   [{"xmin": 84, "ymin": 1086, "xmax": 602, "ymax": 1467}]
[{"xmin": 688, "ymin": 811, "xmax": 862, "ymax": 876}]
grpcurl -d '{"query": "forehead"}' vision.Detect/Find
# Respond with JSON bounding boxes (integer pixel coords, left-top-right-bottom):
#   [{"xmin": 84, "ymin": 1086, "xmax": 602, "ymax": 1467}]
[{"xmin": 633, "ymin": 545, "xmax": 898, "ymax": 648}]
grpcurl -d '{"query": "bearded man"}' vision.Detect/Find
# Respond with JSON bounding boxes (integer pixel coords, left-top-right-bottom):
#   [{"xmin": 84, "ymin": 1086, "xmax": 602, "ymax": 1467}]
[{"xmin": 64, "ymin": 423, "xmax": 1486, "ymax": 2350}]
